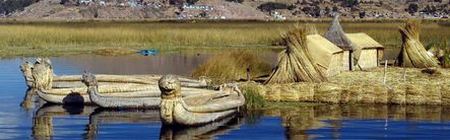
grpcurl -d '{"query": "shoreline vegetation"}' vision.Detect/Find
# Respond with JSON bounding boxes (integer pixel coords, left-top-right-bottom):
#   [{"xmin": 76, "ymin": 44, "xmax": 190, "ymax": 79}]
[{"xmin": 0, "ymin": 20, "xmax": 448, "ymax": 58}]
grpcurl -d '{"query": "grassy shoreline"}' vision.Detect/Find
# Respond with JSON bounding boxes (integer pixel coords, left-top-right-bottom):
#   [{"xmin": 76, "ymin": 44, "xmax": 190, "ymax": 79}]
[{"xmin": 0, "ymin": 21, "xmax": 448, "ymax": 58}]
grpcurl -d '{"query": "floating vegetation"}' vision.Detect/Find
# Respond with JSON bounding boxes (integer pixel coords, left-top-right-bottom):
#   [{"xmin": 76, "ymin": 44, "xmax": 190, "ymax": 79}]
[{"xmin": 241, "ymin": 85, "xmax": 266, "ymax": 109}]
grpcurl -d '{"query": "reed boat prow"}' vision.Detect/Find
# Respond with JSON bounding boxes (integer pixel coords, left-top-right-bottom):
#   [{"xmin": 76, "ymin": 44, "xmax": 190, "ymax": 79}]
[{"xmin": 159, "ymin": 75, "xmax": 245, "ymax": 126}]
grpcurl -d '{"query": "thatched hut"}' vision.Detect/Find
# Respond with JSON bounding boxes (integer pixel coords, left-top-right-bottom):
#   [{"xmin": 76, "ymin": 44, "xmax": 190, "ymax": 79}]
[
  {"xmin": 265, "ymin": 27, "xmax": 343, "ymax": 84},
  {"xmin": 346, "ymin": 33, "xmax": 384, "ymax": 70},
  {"xmin": 324, "ymin": 14, "xmax": 355, "ymax": 71},
  {"xmin": 325, "ymin": 15, "xmax": 384, "ymax": 70}
]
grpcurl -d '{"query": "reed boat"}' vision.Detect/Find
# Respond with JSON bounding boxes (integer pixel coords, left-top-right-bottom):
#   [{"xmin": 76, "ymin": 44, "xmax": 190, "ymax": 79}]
[
  {"xmin": 159, "ymin": 75, "xmax": 245, "ymax": 126},
  {"xmin": 37, "ymin": 82, "xmax": 157, "ymax": 104},
  {"xmin": 81, "ymin": 73, "xmax": 216, "ymax": 108},
  {"xmin": 20, "ymin": 58, "xmax": 208, "ymax": 89}
]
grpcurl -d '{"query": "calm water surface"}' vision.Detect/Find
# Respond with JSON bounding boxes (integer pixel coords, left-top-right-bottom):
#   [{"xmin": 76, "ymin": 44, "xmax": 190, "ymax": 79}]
[{"xmin": 0, "ymin": 51, "xmax": 449, "ymax": 139}]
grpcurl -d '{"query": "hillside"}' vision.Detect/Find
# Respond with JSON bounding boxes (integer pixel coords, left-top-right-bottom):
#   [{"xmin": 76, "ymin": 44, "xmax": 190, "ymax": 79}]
[{"xmin": 2, "ymin": 0, "xmax": 449, "ymax": 20}]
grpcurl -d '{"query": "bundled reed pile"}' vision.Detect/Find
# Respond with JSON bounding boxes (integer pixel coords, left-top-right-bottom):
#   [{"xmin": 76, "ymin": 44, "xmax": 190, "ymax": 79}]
[
  {"xmin": 265, "ymin": 27, "xmax": 327, "ymax": 84},
  {"xmin": 398, "ymin": 20, "xmax": 440, "ymax": 68}
]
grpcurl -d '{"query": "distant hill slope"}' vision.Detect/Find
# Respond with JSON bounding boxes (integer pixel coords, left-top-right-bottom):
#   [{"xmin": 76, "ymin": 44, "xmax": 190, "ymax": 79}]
[
  {"xmin": 11, "ymin": 0, "xmax": 167, "ymax": 20},
  {"xmin": 4, "ymin": 0, "xmax": 450, "ymax": 20}
]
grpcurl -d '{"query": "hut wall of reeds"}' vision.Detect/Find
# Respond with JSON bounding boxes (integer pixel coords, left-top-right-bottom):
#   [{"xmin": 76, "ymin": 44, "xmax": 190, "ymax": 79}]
[
  {"xmin": 325, "ymin": 15, "xmax": 385, "ymax": 71},
  {"xmin": 307, "ymin": 35, "xmax": 344, "ymax": 77},
  {"xmin": 346, "ymin": 33, "xmax": 384, "ymax": 70},
  {"xmin": 324, "ymin": 14, "xmax": 354, "ymax": 71}
]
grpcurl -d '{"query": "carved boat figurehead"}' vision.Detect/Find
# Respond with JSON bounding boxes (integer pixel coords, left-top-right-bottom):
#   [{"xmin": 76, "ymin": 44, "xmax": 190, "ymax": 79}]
[
  {"xmin": 159, "ymin": 75, "xmax": 245, "ymax": 126},
  {"xmin": 159, "ymin": 75, "xmax": 181, "ymax": 125},
  {"xmin": 82, "ymin": 72, "xmax": 98, "ymax": 91},
  {"xmin": 29, "ymin": 58, "xmax": 54, "ymax": 90}
]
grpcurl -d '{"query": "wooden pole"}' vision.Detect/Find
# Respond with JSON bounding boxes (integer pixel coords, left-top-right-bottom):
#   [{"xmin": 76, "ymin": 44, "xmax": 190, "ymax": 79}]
[
  {"xmin": 403, "ymin": 66, "xmax": 407, "ymax": 82},
  {"xmin": 246, "ymin": 67, "xmax": 251, "ymax": 82},
  {"xmin": 383, "ymin": 60, "xmax": 388, "ymax": 84}
]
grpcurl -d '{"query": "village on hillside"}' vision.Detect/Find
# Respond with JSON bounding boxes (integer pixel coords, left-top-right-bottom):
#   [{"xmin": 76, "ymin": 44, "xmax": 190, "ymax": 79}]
[{"xmin": 1, "ymin": 0, "xmax": 449, "ymax": 20}]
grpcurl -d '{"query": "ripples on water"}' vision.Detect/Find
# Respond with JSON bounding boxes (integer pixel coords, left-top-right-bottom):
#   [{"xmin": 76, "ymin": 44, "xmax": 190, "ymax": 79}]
[{"xmin": 1, "ymin": 52, "xmax": 449, "ymax": 139}]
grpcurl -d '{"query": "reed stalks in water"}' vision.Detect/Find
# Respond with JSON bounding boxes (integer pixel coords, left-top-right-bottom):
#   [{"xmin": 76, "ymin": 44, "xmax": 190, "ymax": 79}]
[
  {"xmin": 241, "ymin": 85, "xmax": 266, "ymax": 109},
  {"xmin": 192, "ymin": 50, "xmax": 272, "ymax": 84},
  {"xmin": 0, "ymin": 21, "xmax": 448, "ymax": 57}
]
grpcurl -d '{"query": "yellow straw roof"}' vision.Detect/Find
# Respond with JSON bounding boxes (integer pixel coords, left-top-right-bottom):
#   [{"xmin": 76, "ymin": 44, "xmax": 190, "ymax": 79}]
[{"xmin": 346, "ymin": 33, "xmax": 384, "ymax": 49}]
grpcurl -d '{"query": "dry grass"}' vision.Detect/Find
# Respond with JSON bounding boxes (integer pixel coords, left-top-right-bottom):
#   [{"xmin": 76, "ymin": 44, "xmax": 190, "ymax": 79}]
[
  {"xmin": 0, "ymin": 21, "xmax": 448, "ymax": 57},
  {"xmin": 93, "ymin": 48, "xmax": 137, "ymax": 56},
  {"xmin": 192, "ymin": 50, "xmax": 272, "ymax": 84}
]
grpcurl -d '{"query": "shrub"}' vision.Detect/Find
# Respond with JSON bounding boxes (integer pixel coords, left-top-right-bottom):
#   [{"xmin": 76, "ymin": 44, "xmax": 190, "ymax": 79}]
[
  {"xmin": 241, "ymin": 85, "xmax": 266, "ymax": 109},
  {"xmin": 225, "ymin": 0, "xmax": 244, "ymax": 3},
  {"xmin": 407, "ymin": 3, "xmax": 419, "ymax": 14},
  {"xmin": 257, "ymin": 2, "xmax": 290, "ymax": 12}
]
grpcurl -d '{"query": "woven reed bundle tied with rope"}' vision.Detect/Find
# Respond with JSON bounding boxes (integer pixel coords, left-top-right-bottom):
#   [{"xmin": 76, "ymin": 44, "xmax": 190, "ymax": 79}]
[
  {"xmin": 398, "ymin": 20, "xmax": 440, "ymax": 68},
  {"xmin": 265, "ymin": 27, "xmax": 328, "ymax": 84}
]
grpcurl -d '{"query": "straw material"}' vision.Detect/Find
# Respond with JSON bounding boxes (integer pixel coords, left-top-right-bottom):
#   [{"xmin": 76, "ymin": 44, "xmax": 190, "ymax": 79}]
[
  {"xmin": 242, "ymin": 67, "xmax": 450, "ymax": 105},
  {"xmin": 398, "ymin": 20, "xmax": 440, "ymax": 68},
  {"xmin": 265, "ymin": 27, "xmax": 334, "ymax": 84},
  {"xmin": 346, "ymin": 33, "xmax": 384, "ymax": 49},
  {"xmin": 31, "ymin": 58, "xmax": 53, "ymax": 90},
  {"xmin": 21, "ymin": 58, "xmax": 209, "ymax": 89}
]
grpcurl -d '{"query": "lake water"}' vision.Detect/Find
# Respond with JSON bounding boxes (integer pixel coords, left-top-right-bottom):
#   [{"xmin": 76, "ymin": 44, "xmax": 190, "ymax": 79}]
[{"xmin": 1, "ymin": 51, "xmax": 449, "ymax": 139}]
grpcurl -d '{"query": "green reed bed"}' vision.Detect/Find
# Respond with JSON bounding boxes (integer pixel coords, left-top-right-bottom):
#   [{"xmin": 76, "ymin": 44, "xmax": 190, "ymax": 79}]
[{"xmin": 0, "ymin": 21, "xmax": 448, "ymax": 57}]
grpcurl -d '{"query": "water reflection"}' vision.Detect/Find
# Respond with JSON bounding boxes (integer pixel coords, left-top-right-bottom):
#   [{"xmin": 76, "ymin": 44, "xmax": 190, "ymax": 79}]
[
  {"xmin": 29, "ymin": 102, "xmax": 450, "ymax": 139},
  {"xmin": 84, "ymin": 109, "xmax": 160, "ymax": 139},
  {"xmin": 160, "ymin": 115, "xmax": 243, "ymax": 140},
  {"xmin": 20, "ymin": 88, "xmax": 39, "ymax": 110},
  {"xmin": 32, "ymin": 104, "xmax": 97, "ymax": 139},
  {"xmin": 262, "ymin": 104, "xmax": 450, "ymax": 139}
]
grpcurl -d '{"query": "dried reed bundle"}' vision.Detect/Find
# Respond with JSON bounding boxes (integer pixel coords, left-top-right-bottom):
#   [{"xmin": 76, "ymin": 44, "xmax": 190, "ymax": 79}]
[
  {"xmin": 398, "ymin": 20, "xmax": 440, "ymax": 68},
  {"xmin": 265, "ymin": 27, "xmax": 327, "ymax": 84}
]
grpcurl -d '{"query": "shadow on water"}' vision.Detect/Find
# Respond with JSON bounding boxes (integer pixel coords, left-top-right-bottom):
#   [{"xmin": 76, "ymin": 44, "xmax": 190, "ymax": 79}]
[{"xmin": 62, "ymin": 92, "xmax": 85, "ymax": 105}]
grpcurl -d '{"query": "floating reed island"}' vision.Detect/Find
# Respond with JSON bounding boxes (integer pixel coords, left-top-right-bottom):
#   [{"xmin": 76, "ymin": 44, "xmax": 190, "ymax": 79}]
[
  {"xmin": 242, "ymin": 67, "xmax": 449, "ymax": 105},
  {"xmin": 204, "ymin": 18, "xmax": 449, "ymax": 106}
]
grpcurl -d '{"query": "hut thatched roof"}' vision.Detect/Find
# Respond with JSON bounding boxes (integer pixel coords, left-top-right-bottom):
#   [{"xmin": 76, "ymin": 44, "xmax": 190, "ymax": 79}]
[
  {"xmin": 307, "ymin": 34, "xmax": 343, "ymax": 69},
  {"xmin": 346, "ymin": 33, "xmax": 384, "ymax": 49},
  {"xmin": 324, "ymin": 14, "xmax": 354, "ymax": 51}
]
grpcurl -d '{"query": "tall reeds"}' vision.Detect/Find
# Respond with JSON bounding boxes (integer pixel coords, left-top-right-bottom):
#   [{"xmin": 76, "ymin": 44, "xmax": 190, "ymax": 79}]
[
  {"xmin": 0, "ymin": 22, "xmax": 448, "ymax": 57},
  {"xmin": 191, "ymin": 50, "xmax": 272, "ymax": 84}
]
